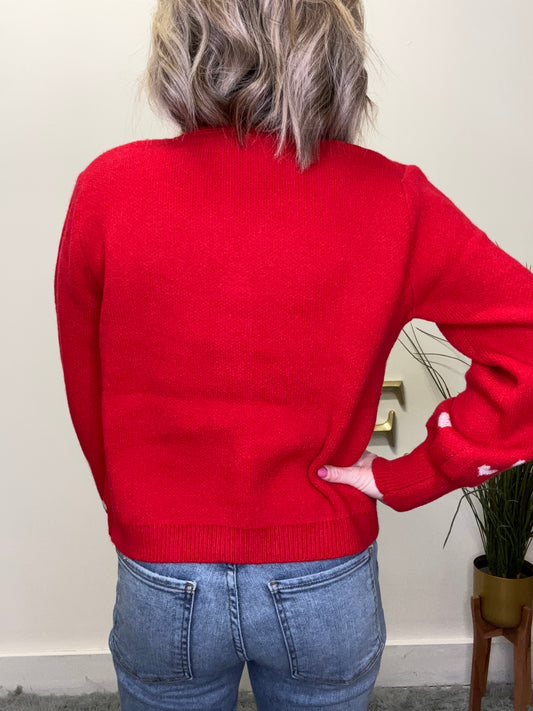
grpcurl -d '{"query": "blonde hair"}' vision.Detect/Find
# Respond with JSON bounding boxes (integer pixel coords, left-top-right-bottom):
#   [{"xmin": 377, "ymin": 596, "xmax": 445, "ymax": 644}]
[{"xmin": 145, "ymin": 0, "xmax": 374, "ymax": 172}]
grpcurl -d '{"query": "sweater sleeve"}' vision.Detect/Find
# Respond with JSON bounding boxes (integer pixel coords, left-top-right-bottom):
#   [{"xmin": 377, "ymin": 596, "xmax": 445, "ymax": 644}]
[
  {"xmin": 54, "ymin": 171, "xmax": 107, "ymax": 507},
  {"xmin": 372, "ymin": 164, "xmax": 533, "ymax": 512}
]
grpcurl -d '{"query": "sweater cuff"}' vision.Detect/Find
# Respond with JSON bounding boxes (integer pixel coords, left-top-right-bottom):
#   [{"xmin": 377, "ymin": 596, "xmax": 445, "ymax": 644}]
[{"xmin": 372, "ymin": 446, "xmax": 459, "ymax": 512}]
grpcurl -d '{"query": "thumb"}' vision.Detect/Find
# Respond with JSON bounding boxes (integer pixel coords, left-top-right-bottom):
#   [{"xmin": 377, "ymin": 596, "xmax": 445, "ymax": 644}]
[
  {"xmin": 317, "ymin": 465, "xmax": 356, "ymax": 485},
  {"xmin": 317, "ymin": 460, "xmax": 384, "ymax": 500}
]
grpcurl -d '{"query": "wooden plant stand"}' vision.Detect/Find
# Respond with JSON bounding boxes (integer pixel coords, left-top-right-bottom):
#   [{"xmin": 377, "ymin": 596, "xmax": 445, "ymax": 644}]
[{"xmin": 469, "ymin": 595, "xmax": 533, "ymax": 711}]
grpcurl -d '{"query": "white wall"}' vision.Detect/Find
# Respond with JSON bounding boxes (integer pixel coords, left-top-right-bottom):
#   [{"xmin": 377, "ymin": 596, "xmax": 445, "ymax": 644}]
[{"xmin": 1, "ymin": 0, "xmax": 532, "ymax": 694}]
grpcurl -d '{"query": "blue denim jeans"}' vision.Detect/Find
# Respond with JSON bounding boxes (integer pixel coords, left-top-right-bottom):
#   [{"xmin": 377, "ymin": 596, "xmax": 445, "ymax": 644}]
[{"xmin": 109, "ymin": 542, "xmax": 386, "ymax": 710}]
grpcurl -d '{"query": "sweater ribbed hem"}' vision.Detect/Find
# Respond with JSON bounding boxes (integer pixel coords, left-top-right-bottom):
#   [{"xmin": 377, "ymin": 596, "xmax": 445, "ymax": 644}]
[{"xmin": 107, "ymin": 511, "xmax": 379, "ymax": 564}]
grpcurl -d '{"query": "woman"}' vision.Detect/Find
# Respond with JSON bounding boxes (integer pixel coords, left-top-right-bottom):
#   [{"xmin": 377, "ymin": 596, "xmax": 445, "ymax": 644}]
[{"xmin": 54, "ymin": 0, "xmax": 533, "ymax": 709}]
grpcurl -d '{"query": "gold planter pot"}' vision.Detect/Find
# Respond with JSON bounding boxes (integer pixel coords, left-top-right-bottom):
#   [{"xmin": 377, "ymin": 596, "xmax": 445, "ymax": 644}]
[{"xmin": 473, "ymin": 555, "xmax": 533, "ymax": 628}]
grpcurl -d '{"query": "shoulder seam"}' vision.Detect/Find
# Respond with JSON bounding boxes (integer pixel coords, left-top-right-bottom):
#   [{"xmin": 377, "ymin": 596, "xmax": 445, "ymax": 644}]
[{"xmin": 400, "ymin": 165, "xmax": 417, "ymax": 321}]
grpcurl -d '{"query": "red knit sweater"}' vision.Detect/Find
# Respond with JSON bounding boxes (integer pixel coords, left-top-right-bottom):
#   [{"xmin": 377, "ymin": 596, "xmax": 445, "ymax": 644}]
[{"xmin": 55, "ymin": 126, "xmax": 533, "ymax": 563}]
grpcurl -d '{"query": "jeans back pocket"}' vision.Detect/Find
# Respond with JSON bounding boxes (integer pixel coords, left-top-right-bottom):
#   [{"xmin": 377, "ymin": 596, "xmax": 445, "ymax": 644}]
[
  {"xmin": 268, "ymin": 545, "xmax": 386, "ymax": 685},
  {"xmin": 109, "ymin": 552, "xmax": 196, "ymax": 683}
]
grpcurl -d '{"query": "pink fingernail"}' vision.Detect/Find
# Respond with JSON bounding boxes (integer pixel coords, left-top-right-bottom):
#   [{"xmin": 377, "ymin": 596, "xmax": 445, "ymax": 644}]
[{"xmin": 317, "ymin": 467, "xmax": 328, "ymax": 478}]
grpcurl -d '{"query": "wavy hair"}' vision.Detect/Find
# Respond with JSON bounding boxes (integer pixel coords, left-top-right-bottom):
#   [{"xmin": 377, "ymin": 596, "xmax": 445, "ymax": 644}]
[{"xmin": 145, "ymin": 0, "xmax": 374, "ymax": 172}]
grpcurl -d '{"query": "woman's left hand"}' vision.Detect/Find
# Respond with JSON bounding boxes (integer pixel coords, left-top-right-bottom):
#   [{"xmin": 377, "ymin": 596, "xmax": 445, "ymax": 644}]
[{"xmin": 317, "ymin": 450, "xmax": 384, "ymax": 500}]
